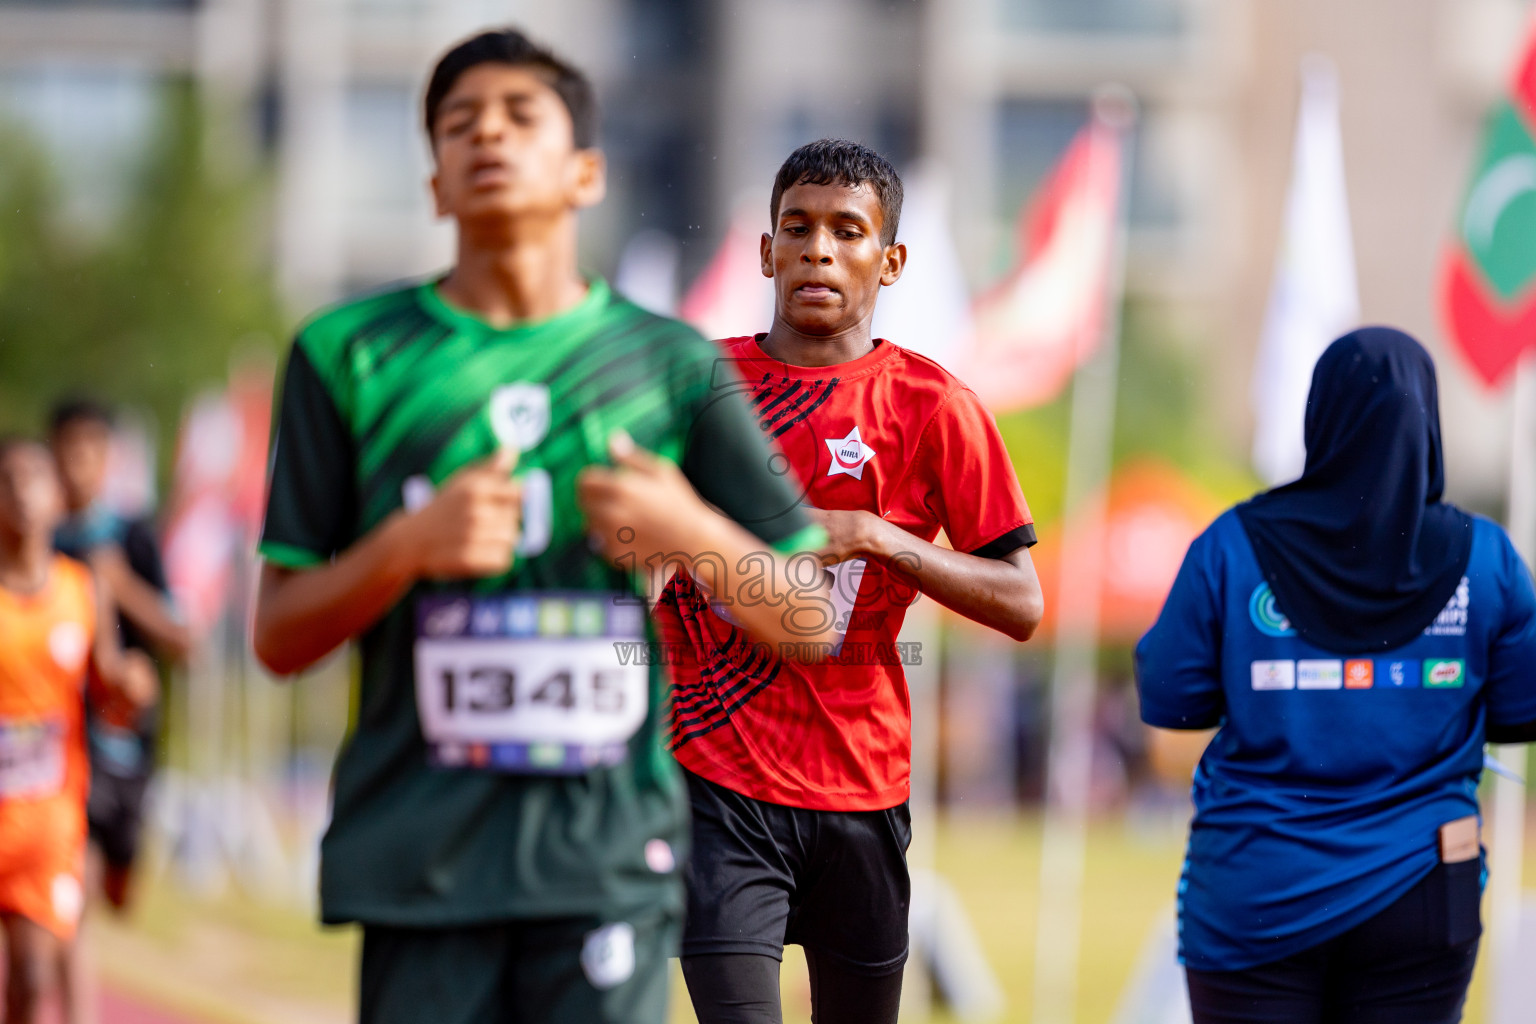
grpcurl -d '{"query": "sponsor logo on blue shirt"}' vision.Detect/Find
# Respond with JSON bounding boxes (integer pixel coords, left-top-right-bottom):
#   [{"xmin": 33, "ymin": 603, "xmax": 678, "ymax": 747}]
[
  {"xmin": 1250, "ymin": 659, "xmax": 1296, "ymax": 690},
  {"xmin": 1424, "ymin": 658, "xmax": 1466, "ymax": 688},
  {"xmin": 1380, "ymin": 659, "xmax": 1421, "ymax": 688},
  {"xmin": 1248, "ymin": 583, "xmax": 1296, "ymax": 638}
]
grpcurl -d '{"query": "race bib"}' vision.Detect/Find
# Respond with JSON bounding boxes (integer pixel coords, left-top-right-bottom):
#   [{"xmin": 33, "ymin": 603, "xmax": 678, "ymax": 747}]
[
  {"xmin": 414, "ymin": 592, "xmax": 649, "ymax": 774},
  {"xmin": 0, "ymin": 719, "xmax": 65, "ymax": 799}
]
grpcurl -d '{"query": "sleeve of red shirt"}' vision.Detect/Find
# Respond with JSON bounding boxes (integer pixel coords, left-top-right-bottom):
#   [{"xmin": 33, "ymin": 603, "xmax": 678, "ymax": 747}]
[{"xmin": 916, "ymin": 385, "xmax": 1036, "ymax": 558}]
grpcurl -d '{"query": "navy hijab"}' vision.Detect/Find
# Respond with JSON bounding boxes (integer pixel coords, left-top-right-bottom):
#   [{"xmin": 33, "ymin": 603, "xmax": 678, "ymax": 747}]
[{"xmin": 1234, "ymin": 327, "xmax": 1473, "ymax": 654}]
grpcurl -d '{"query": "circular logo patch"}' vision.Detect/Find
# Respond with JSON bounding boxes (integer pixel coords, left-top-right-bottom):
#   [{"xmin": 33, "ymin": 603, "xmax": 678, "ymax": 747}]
[
  {"xmin": 52, "ymin": 873, "xmax": 83, "ymax": 926},
  {"xmin": 581, "ymin": 922, "xmax": 636, "ymax": 991},
  {"xmin": 644, "ymin": 838, "xmax": 675, "ymax": 874},
  {"xmin": 1248, "ymin": 583, "xmax": 1295, "ymax": 638},
  {"xmin": 47, "ymin": 622, "xmax": 89, "ymax": 672}
]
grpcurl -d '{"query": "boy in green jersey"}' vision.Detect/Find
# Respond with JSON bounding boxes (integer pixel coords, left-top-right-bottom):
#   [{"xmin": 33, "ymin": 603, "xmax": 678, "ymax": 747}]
[{"xmin": 252, "ymin": 28, "xmax": 834, "ymax": 1024}]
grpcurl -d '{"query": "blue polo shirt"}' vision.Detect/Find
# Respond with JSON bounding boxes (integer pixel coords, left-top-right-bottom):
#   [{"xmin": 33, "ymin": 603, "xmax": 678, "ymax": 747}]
[{"xmin": 1136, "ymin": 510, "xmax": 1536, "ymax": 972}]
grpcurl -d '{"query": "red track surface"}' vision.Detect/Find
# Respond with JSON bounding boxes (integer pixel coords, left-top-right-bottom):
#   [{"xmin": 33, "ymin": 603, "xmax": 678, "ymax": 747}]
[{"xmin": 100, "ymin": 987, "xmax": 203, "ymax": 1024}]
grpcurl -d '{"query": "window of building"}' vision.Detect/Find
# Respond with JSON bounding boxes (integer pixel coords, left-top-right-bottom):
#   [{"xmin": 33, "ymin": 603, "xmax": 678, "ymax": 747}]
[
  {"xmin": 344, "ymin": 80, "xmax": 430, "ymax": 217},
  {"xmin": 1000, "ymin": 0, "xmax": 1186, "ymax": 35},
  {"xmin": 0, "ymin": 62, "xmax": 158, "ymax": 232}
]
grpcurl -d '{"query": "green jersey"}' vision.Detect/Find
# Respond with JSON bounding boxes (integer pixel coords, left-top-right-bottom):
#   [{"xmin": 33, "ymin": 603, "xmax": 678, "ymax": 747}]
[{"xmin": 259, "ymin": 277, "xmax": 819, "ymax": 927}]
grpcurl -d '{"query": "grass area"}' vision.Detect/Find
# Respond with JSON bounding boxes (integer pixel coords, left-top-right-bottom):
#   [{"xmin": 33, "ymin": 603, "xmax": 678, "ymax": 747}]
[{"xmin": 93, "ymin": 812, "xmax": 1524, "ymax": 1023}]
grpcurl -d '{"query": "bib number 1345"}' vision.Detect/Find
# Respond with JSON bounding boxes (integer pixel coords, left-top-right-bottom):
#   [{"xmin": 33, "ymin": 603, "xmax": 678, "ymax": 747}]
[
  {"xmin": 413, "ymin": 593, "xmax": 648, "ymax": 775},
  {"xmin": 432, "ymin": 662, "xmax": 630, "ymax": 716}
]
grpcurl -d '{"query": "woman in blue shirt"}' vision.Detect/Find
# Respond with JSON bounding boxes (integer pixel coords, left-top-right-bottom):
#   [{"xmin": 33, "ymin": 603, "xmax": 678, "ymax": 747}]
[{"xmin": 1137, "ymin": 328, "xmax": 1536, "ymax": 1023}]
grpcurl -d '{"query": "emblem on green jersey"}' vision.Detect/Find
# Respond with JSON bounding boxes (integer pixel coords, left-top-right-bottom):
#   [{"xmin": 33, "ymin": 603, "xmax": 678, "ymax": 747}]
[{"xmin": 490, "ymin": 383, "xmax": 551, "ymax": 452}]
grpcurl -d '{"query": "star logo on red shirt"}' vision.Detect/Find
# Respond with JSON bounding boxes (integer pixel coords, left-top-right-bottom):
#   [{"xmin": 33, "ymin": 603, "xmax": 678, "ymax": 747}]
[{"xmin": 825, "ymin": 426, "xmax": 876, "ymax": 480}]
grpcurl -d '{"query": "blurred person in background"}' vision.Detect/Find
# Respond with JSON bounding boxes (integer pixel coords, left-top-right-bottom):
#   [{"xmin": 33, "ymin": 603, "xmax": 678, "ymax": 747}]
[
  {"xmin": 0, "ymin": 437, "xmax": 157, "ymax": 1024},
  {"xmin": 656, "ymin": 139, "xmax": 1043, "ymax": 1024},
  {"xmin": 252, "ymin": 27, "xmax": 833, "ymax": 1024},
  {"xmin": 1136, "ymin": 328, "xmax": 1536, "ymax": 1024},
  {"xmin": 49, "ymin": 399, "xmax": 188, "ymax": 1024},
  {"xmin": 49, "ymin": 398, "xmax": 189, "ymax": 915}
]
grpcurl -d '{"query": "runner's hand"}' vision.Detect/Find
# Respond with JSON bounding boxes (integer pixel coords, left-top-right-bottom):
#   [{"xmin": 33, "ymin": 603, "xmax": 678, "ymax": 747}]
[
  {"xmin": 408, "ymin": 449, "xmax": 522, "ymax": 578},
  {"xmin": 576, "ymin": 431, "xmax": 702, "ymax": 563},
  {"xmin": 806, "ymin": 506, "xmax": 889, "ymax": 565},
  {"xmin": 118, "ymin": 650, "xmax": 159, "ymax": 709},
  {"xmin": 95, "ymin": 649, "xmax": 158, "ymax": 727}
]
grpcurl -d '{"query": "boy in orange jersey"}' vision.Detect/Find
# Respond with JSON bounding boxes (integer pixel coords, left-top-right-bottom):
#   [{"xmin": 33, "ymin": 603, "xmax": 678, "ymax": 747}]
[{"xmin": 0, "ymin": 438, "xmax": 155, "ymax": 1024}]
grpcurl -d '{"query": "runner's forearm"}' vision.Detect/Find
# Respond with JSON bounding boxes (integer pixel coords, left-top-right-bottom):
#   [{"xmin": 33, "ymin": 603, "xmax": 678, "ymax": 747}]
[
  {"xmin": 254, "ymin": 513, "xmax": 420, "ymax": 676},
  {"xmin": 90, "ymin": 571, "xmax": 127, "ymax": 683},
  {"xmin": 90, "ymin": 548, "xmax": 192, "ymax": 661},
  {"xmin": 670, "ymin": 512, "xmax": 838, "ymax": 654},
  {"xmin": 868, "ymin": 527, "xmax": 1042, "ymax": 641}
]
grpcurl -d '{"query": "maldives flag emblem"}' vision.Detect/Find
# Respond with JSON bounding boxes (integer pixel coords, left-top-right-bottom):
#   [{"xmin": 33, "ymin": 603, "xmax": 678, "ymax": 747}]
[{"xmin": 1440, "ymin": 23, "xmax": 1536, "ymax": 386}]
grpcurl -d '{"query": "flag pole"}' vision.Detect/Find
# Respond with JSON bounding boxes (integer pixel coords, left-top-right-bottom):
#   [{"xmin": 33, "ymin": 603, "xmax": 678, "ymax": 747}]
[
  {"xmin": 1031, "ymin": 87, "xmax": 1137, "ymax": 1024},
  {"xmin": 1491, "ymin": 353, "xmax": 1535, "ymax": 1024}
]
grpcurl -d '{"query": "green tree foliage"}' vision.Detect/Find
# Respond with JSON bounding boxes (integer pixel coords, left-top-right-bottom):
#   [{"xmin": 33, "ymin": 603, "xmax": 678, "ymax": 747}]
[{"xmin": 0, "ymin": 80, "xmax": 283, "ymax": 454}]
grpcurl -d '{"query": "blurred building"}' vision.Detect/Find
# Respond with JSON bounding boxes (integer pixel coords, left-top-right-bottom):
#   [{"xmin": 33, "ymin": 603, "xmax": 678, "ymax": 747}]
[{"xmin": 0, "ymin": 0, "xmax": 1526, "ymax": 504}]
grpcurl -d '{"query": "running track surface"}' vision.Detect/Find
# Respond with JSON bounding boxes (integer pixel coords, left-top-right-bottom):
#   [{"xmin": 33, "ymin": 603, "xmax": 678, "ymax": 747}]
[
  {"xmin": 41, "ymin": 988, "xmax": 208, "ymax": 1024},
  {"xmin": 102, "ymin": 988, "xmax": 203, "ymax": 1024}
]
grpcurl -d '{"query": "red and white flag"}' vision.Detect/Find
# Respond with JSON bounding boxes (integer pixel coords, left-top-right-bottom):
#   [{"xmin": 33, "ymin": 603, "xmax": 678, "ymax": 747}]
[
  {"xmin": 162, "ymin": 361, "xmax": 274, "ymax": 637},
  {"xmin": 957, "ymin": 115, "xmax": 1124, "ymax": 412}
]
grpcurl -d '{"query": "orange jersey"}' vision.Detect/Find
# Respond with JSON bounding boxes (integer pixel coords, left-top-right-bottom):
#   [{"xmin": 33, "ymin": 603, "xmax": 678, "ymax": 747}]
[{"xmin": 0, "ymin": 555, "xmax": 95, "ymax": 938}]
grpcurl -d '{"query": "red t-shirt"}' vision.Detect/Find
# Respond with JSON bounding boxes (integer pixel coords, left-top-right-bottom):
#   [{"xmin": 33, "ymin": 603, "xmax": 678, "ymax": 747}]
[{"xmin": 656, "ymin": 336, "xmax": 1035, "ymax": 811}]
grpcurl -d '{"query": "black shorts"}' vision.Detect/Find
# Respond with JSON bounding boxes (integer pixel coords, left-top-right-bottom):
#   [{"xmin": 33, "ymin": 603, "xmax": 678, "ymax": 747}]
[
  {"xmin": 359, "ymin": 910, "xmax": 677, "ymax": 1024},
  {"xmin": 681, "ymin": 769, "xmax": 911, "ymax": 975},
  {"xmin": 87, "ymin": 771, "xmax": 151, "ymax": 870},
  {"xmin": 1186, "ymin": 860, "xmax": 1481, "ymax": 1024}
]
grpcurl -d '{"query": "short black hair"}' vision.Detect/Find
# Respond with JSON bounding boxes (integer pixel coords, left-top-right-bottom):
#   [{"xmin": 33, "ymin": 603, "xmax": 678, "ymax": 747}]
[
  {"xmin": 423, "ymin": 28, "xmax": 598, "ymax": 149},
  {"xmin": 770, "ymin": 139, "xmax": 904, "ymax": 246},
  {"xmin": 48, "ymin": 397, "xmax": 113, "ymax": 436}
]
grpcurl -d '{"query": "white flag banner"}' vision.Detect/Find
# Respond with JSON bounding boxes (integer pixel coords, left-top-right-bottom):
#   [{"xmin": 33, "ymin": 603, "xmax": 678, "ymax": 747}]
[
  {"xmin": 614, "ymin": 230, "xmax": 681, "ymax": 317},
  {"xmin": 871, "ymin": 165, "xmax": 974, "ymax": 373},
  {"xmin": 1251, "ymin": 54, "xmax": 1361, "ymax": 486}
]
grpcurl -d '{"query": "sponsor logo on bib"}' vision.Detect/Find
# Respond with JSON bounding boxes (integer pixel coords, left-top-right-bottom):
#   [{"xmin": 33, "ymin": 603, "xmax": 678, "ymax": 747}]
[{"xmin": 1248, "ymin": 583, "xmax": 1296, "ymax": 638}]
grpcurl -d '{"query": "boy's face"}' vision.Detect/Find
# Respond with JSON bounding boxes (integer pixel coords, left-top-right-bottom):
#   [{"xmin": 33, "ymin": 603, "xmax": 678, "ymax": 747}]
[
  {"xmin": 0, "ymin": 444, "xmax": 64, "ymax": 544},
  {"xmin": 49, "ymin": 418, "xmax": 110, "ymax": 513},
  {"xmin": 761, "ymin": 181, "xmax": 905, "ymax": 337},
  {"xmin": 429, "ymin": 63, "xmax": 605, "ymax": 226}
]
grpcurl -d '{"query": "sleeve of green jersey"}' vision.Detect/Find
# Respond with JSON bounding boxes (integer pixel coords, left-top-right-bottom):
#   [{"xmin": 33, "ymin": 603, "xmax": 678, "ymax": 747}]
[
  {"xmin": 257, "ymin": 342, "xmax": 357, "ymax": 569},
  {"xmin": 677, "ymin": 353, "xmax": 824, "ymax": 555}
]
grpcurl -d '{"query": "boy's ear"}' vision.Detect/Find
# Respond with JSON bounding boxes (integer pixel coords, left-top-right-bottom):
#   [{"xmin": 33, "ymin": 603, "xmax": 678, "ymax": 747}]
[
  {"xmin": 880, "ymin": 242, "xmax": 908, "ymax": 287},
  {"xmin": 569, "ymin": 149, "xmax": 607, "ymax": 210},
  {"xmin": 430, "ymin": 169, "xmax": 448, "ymax": 218},
  {"xmin": 760, "ymin": 232, "xmax": 775, "ymax": 279}
]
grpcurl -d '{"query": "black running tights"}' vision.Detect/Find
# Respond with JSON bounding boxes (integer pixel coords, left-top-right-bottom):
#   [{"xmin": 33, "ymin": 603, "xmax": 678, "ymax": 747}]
[{"xmin": 681, "ymin": 952, "xmax": 904, "ymax": 1024}]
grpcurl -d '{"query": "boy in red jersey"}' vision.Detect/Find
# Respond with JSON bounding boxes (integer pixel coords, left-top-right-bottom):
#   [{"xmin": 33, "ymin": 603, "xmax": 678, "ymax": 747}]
[
  {"xmin": 656, "ymin": 139, "xmax": 1044, "ymax": 1024},
  {"xmin": 0, "ymin": 438, "xmax": 154, "ymax": 1024}
]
